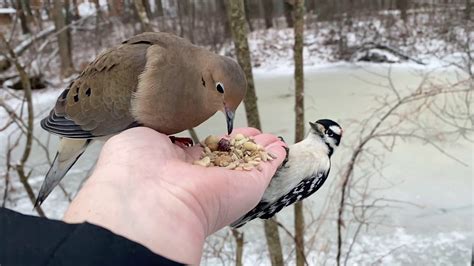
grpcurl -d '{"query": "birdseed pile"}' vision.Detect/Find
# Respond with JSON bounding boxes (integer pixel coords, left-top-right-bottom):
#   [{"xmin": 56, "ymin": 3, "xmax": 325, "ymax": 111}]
[{"xmin": 193, "ymin": 133, "xmax": 276, "ymax": 171}]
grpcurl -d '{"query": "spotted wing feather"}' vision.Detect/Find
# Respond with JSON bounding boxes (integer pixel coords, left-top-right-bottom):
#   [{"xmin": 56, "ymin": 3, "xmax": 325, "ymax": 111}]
[{"xmin": 41, "ymin": 36, "xmax": 157, "ymax": 138}]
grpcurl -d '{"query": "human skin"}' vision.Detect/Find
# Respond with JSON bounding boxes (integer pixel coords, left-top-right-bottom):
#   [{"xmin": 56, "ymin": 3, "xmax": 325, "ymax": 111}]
[{"xmin": 63, "ymin": 127, "xmax": 286, "ymax": 264}]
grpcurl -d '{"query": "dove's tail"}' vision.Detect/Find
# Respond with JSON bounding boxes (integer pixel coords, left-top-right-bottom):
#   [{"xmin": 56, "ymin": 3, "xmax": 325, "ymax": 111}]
[{"xmin": 35, "ymin": 138, "xmax": 91, "ymax": 207}]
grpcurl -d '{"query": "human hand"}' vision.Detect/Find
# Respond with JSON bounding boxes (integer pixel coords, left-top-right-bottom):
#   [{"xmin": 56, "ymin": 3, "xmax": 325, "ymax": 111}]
[{"xmin": 63, "ymin": 127, "xmax": 286, "ymax": 264}]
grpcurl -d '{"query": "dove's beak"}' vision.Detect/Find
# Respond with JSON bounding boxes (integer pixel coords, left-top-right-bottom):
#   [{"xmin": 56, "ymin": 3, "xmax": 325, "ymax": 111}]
[{"xmin": 225, "ymin": 106, "xmax": 235, "ymax": 135}]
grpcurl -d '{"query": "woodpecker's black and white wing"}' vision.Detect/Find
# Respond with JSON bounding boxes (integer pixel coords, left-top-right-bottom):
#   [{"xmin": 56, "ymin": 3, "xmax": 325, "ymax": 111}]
[
  {"xmin": 231, "ymin": 119, "xmax": 343, "ymax": 228},
  {"xmin": 259, "ymin": 169, "xmax": 330, "ymax": 219},
  {"xmin": 231, "ymin": 136, "xmax": 332, "ymax": 228},
  {"xmin": 231, "ymin": 169, "xmax": 330, "ymax": 228}
]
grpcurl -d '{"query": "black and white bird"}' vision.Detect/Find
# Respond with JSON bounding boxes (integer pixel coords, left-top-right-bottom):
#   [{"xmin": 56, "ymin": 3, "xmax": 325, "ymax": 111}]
[{"xmin": 231, "ymin": 119, "xmax": 343, "ymax": 228}]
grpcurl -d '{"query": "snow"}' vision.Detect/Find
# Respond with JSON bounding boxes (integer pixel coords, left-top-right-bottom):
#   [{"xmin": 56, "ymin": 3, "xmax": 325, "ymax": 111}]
[
  {"xmin": 213, "ymin": 13, "xmax": 472, "ymax": 75},
  {"xmin": 202, "ymin": 228, "xmax": 471, "ymax": 265},
  {"xmin": 78, "ymin": 2, "xmax": 97, "ymax": 17},
  {"xmin": 0, "ymin": 8, "xmax": 15, "ymax": 14},
  {"xmin": 78, "ymin": 0, "xmax": 108, "ymax": 17},
  {"xmin": 337, "ymin": 229, "xmax": 471, "ymax": 265}
]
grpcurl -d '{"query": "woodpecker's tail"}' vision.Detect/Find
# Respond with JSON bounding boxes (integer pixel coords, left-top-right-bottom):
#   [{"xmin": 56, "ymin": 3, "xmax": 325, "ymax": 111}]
[
  {"xmin": 230, "ymin": 145, "xmax": 290, "ymax": 228},
  {"xmin": 35, "ymin": 138, "xmax": 90, "ymax": 207},
  {"xmin": 230, "ymin": 201, "xmax": 271, "ymax": 228}
]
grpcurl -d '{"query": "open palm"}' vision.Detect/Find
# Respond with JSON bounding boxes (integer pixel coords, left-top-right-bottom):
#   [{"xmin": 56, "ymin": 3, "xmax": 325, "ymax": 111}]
[{"xmin": 64, "ymin": 127, "xmax": 286, "ymax": 264}]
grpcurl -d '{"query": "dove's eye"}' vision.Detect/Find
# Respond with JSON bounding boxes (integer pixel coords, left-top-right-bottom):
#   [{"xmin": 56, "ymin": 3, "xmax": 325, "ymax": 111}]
[{"xmin": 216, "ymin": 82, "xmax": 224, "ymax": 94}]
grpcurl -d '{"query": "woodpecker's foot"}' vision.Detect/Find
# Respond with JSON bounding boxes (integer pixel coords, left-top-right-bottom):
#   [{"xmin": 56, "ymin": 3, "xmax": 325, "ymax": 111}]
[
  {"xmin": 281, "ymin": 146, "xmax": 290, "ymax": 168},
  {"xmin": 169, "ymin": 136, "xmax": 194, "ymax": 147},
  {"xmin": 276, "ymin": 136, "xmax": 289, "ymax": 167}
]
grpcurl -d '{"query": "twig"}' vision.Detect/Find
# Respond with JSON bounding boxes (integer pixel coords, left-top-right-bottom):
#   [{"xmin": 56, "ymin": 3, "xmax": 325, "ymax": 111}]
[{"xmin": 0, "ymin": 33, "xmax": 46, "ymax": 217}]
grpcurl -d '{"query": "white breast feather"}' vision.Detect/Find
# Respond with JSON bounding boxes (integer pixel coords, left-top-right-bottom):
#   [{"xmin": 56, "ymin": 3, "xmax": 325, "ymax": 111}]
[{"xmin": 261, "ymin": 134, "xmax": 330, "ymax": 203}]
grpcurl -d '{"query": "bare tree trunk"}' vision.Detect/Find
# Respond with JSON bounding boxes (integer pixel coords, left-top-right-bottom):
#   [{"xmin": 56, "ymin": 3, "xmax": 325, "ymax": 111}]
[
  {"xmin": 189, "ymin": 1, "xmax": 196, "ymax": 43},
  {"xmin": 396, "ymin": 0, "xmax": 408, "ymax": 22},
  {"xmin": 43, "ymin": 0, "xmax": 52, "ymax": 20},
  {"xmin": 21, "ymin": 0, "xmax": 38, "ymax": 28},
  {"xmin": 176, "ymin": 0, "xmax": 185, "ymax": 37},
  {"xmin": 228, "ymin": 1, "xmax": 285, "ymax": 263},
  {"xmin": 472, "ymin": 245, "xmax": 474, "ymax": 266},
  {"xmin": 134, "ymin": 0, "xmax": 153, "ymax": 31},
  {"xmin": 466, "ymin": 0, "xmax": 471, "ymax": 20},
  {"xmin": 142, "ymin": 0, "xmax": 153, "ymax": 19},
  {"xmin": 264, "ymin": 219, "xmax": 284, "ymax": 266},
  {"xmin": 91, "ymin": 0, "xmax": 100, "ymax": 13},
  {"xmin": 227, "ymin": 0, "xmax": 261, "ymax": 129},
  {"xmin": 34, "ymin": 8, "xmax": 43, "ymax": 29},
  {"xmin": 155, "ymin": 0, "xmax": 164, "ymax": 16},
  {"xmin": 21, "ymin": 0, "xmax": 33, "ymax": 18},
  {"xmin": 294, "ymin": 203, "xmax": 305, "ymax": 265},
  {"xmin": 90, "ymin": 0, "xmax": 103, "ymax": 52},
  {"xmin": 231, "ymin": 229, "xmax": 244, "ymax": 266},
  {"xmin": 176, "ymin": 0, "xmax": 195, "ymax": 41},
  {"xmin": 294, "ymin": 0, "xmax": 305, "ymax": 266},
  {"xmin": 336, "ymin": 13, "xmax": 347, "ymax": 60},
  {"xmin": 109, "ymin": 0, "xmax": 123, "ymax": 16},
  {"xmin": 243, "ymin": 0, "xmax": 254, "ymax": 31},
  {"xmin": 262, "ymin": 0, "xmax": 274, "ymax": 29},
  {"xmin": 217, "ymin": 0, "xmax": 231, "ymax": 38},
  {"xmin": 16, "ymin": 0, "xmax": 30, "ymax": 34},
  {"xmin": 284, "ymin": 0, "xmax": 294, "ymax": 28},
  {"xmin": 306, "ymin": 0, "xmax": 315, "ymax": 13},
  {"xmin": 71, "ymin": 0, "xmax": 80, "ymax": 20},
  {"xmin": 294, "ymin": 2, "xmax": 305, "ymax": 143},
  {"xmin": 53, "ymin": 0, "xmax": 75, "ymax": 77}
]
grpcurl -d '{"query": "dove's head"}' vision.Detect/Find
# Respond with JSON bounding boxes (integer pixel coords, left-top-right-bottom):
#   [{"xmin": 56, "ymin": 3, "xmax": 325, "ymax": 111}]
[{"xmin": 202, "ymin": 56, "xmax": 247, "ymax": 135}]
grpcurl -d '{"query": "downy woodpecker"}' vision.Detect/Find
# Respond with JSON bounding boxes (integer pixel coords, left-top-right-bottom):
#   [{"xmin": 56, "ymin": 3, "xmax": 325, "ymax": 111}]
[{"xmin": 231, "ymin": 119, "xmax": 343, "ymax": 228}]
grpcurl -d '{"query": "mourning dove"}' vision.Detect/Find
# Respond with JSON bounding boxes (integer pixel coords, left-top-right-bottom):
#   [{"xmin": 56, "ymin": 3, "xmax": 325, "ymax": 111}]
[{"xmin": 36, "ymin": 32, "xmax": 246, "ymax": 206}]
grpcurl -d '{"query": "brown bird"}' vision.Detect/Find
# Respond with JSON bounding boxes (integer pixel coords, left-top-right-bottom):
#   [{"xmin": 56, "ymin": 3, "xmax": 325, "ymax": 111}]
[{"xmin": 36, "ymin": 32, "xmax": 246, "ymax": 206}]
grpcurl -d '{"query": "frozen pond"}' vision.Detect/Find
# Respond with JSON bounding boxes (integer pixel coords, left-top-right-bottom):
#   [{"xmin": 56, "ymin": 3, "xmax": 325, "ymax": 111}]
[{"xmin": 1, "ymin": 63, "xmax": 472, "ymax": 265}]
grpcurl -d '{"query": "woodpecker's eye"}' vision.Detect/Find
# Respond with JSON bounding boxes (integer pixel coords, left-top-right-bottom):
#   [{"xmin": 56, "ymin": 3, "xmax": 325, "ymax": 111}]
[
  {"xmin": 202, "ymin": 77, "xmax": 206, "ymax": 87},
  {"xmin": 216, "ymin": 82, "xmax": 224, "ymax": 93},
  {"xmin": 326, "ymin": 130, "xmax": 334, "ymax": 137}
]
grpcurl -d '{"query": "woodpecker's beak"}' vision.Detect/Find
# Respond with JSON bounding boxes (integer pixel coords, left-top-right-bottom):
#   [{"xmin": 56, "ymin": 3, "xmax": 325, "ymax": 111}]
[{"xmin": 225, "ymin": 106, "xmax": 235, "ymax": 135}]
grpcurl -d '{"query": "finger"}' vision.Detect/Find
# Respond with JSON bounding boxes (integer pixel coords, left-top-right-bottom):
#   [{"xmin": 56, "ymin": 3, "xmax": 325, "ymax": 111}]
[
  {"xmin": 218, "ymin": 142, "xmax": 286, "ymax": 190},
  {"xmin": 254, "ymin": 143, "xmax": 287, "ymax": 179},
  {"xmin": 252, "ymin": 133, "xmax": 287, "ymax": 148},
  {"xmin": 188, "ymin": 143, "xmax": 287, "ymax": 229},
  {"xmin": 266, "ymin": 142, "xmax": 287, "ymax": 166}
]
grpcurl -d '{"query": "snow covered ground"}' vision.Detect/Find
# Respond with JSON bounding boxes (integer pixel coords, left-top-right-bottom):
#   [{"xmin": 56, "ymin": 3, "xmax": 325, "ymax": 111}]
[{"xmin": 217, "ymin": 13, "xmax": 473, "ymax": 73}]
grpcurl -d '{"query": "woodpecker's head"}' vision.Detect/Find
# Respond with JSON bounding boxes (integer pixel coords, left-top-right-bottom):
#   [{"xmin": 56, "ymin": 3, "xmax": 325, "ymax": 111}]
[{"xmin": 309, "ymin": 119, "xmax": 343, "ymax": 155}]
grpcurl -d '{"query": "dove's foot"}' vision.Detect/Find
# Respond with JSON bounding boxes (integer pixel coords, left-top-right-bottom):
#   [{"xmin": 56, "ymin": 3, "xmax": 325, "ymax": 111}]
[{"xmin": 169, "ymin": 136, "xmax": 194, "ymax": 147}]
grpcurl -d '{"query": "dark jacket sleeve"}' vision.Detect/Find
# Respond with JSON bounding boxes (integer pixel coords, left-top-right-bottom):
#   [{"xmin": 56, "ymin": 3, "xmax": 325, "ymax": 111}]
[{"xmin": 0, "ymin": 208, "xmax": 183, "ymax": 266}]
